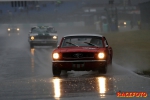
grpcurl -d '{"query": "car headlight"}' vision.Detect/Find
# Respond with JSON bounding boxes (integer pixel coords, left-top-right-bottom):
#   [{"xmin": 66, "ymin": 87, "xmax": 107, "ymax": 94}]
[
  {"xmin": 98, "ymin": 52, "xmax": 105, "ymax": 59},
  {"xmin": 124, "ymin": 22, "xmax": 126, "ymax": 25},
  {"xmin": 53, "ymin": 53, "xmax": 59, "ymax": 59},
  {"xmin": 31, "ymin": 36, "xmax": 34, "ymax": 40},
  {"xmin": 8, "ymin": 28, "xmax": 10, "ymax": 31},
  {"xmin": 17, "ymin": 28, "xmax": 19, "ymax": 31},
  {"xmin": 53, "ymin": 36, "xmax": 57, "ymax": 39}
]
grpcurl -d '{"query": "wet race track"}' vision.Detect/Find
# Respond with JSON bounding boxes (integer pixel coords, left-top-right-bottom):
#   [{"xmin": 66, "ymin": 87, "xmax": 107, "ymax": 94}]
[{"xmin": 0, "ymin": 28, "xmax": 150, "ymax": 100}]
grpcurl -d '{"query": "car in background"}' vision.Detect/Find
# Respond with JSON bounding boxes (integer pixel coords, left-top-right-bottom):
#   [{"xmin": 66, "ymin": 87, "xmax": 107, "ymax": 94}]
[
  {"xmin": 52, "ymin": 34, "xmax": 113, "ymax": 76},
  {"xmin": 118, "ymin": 20, "xmax": 127, "ymax": 27},
  {"xmin": 7, "ymin": 26, "xmax": 20, "ymax": 34},
  {"xmin": 28, "ymin": 26, "xmax": 58, "ymax": 48}
]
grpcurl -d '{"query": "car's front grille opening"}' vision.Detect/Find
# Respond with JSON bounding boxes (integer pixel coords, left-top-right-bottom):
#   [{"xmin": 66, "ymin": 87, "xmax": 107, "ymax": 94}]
[
  {"xmin": 34, "ymin": 36, "xmax": 53, "ymax": 39},
  {"xmin": 62, "ymin": 52, "xmax": 94, "ymax": 59}
]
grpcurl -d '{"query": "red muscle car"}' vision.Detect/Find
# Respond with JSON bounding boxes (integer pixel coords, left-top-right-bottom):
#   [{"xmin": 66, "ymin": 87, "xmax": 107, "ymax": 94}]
[{"xmin": 52, "ymin": 34, "xmax": 113, "ymax": 76}]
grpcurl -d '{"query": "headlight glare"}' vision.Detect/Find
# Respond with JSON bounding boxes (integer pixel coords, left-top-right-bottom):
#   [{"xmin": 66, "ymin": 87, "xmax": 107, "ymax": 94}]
[
  {"xmin": 124, "ymin": 22, "xmax": 126, "ymax": 25},
  {"xmin": 53, "ymin": 36, "xmax": 57, "ymax": 39},
  {"xmin": 53, "ymin": 53, "xmax": 59, "ymax": 59},
  {"xmin": 31, "ymin": 36, "xmax": 34, "ymax": 40},
  {"xmin": 98, "ymin": 52, "xmax": 105, "ymax": 59},
  {"xmin": 8, "ymin": 28, "xmax": 10, "ymax": 31},
  {"xmin": 17, "ymin": 28, "xmax": 19, "ymax": 31}
]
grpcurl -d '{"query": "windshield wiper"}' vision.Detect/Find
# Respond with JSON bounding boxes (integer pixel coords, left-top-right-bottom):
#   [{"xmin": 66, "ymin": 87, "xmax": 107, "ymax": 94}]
[
  {"xmin": 84, "ymin": 42, "xmax": 99, "ymax": 47},
  {"xmin": 66, "ymin": 42, "xmax": 79, "ymax": 47}
]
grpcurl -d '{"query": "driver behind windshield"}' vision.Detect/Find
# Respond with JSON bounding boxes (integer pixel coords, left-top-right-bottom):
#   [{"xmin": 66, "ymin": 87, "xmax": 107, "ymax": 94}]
[{"xmin": 90, "ymin": 38, "xmax": 102, "ymax": 46}]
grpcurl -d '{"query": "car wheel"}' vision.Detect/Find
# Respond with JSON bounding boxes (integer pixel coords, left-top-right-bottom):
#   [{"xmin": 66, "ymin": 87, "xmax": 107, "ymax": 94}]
[
  {"xmin": 98, "ymin": 65, "xmax": 107, "ymax": 74},
  {"xmin": 108, "ymin": 55, "xmax": 112, "ymax": 70},
  {"xmin": 109, "ymin": 55, "xmax": 112, "ymax": 65},
  {"xmin": 52, "ymin": 65, "xmax": 61, "ymax": 76},
  {"xmin": 30, "ymin": 44, "xmax": 34, "ymax": 49}
]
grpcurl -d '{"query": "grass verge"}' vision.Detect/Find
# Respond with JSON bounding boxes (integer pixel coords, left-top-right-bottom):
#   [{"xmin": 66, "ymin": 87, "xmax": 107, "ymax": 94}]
[{"xmin": 101, "ymin": 30, "xmax": 150, "ymax": 76}]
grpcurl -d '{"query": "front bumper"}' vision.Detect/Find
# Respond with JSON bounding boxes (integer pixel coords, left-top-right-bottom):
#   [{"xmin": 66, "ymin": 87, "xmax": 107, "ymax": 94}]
[
  {"xmin": 53, "ymin": 60, "xmax": 106, "ymax": 71},
  {"xmin": 29, "ymin": 39, "xmax": 58, "ymax": 44}
]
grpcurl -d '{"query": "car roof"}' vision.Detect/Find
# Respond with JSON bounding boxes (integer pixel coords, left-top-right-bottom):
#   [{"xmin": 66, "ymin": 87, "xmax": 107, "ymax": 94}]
[
  {"xmin": 32, "ymin": 26, "xmax": 54, "ymax": 28},
  {"xmin": 63, "ymin": 34, "xmax": 103, "ymax": 38},
  {"xmin": 8, "ymin": 26, "xmax": 18, "ymax": 27}
]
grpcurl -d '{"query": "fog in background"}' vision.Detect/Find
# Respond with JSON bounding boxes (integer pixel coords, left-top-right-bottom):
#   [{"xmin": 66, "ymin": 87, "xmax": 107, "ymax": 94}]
[{"xmin": 0, "ymin": 0, "xmax": 150, "ymax": 73}]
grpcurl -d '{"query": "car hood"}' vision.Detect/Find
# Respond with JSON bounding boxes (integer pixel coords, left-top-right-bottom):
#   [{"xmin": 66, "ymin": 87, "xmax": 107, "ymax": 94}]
[{"xmin": 55, "ymin": 47, "xmax": 106, "ymax": 53}]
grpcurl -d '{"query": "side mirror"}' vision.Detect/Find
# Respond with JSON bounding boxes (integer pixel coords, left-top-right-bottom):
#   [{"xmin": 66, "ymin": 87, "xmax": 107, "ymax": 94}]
[{"xmin": 105, "ymin": 45, "xmax": 109, "ymax": 48}]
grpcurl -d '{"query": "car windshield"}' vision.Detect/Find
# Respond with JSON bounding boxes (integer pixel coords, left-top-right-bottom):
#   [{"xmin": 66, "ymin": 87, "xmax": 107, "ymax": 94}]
[
  {"xmin": 31, "ymin": 27, "xmax": 55, "ymax": 33},
  {"xmin": 61, "ymin": 36, "xmax": 103, "ymax": 47},
  {"xmin": 8, "ymin": 26, "xmax": 17, "ymax": 28}
]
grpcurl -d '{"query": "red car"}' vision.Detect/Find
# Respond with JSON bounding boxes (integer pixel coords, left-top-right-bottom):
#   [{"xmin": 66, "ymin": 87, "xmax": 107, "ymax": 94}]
[{"xmin": 52, "ymin": 34, "xmax": 113, "ymax": 76}]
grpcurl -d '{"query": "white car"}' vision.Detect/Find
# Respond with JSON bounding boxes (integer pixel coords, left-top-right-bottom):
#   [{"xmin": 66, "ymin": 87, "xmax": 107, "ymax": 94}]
[{"xmin": 28, "ymin": 26, "xmax": 58, "ymax": 48}]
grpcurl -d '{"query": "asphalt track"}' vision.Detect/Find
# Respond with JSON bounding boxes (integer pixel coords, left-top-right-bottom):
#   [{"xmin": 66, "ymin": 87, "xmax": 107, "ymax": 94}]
[{"xmin": 0, "ymin": 26, "xmax": 149, "ymax": 100}]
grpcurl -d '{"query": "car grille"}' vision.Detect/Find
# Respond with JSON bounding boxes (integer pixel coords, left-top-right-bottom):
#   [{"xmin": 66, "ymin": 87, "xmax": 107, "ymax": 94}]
[
  {"xmin": 34, "ymin": 36, "xmax": 53, "ymax": 39},
  {"xmin": 62, "ymin": 52, "xmax": 94, "ymax": 59}
]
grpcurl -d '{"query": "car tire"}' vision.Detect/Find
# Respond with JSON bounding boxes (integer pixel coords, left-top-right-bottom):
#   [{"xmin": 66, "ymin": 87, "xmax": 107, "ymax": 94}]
[
  {"xmin": 98, "ymin": 65, "xmax": 107, "ymax": 74},
  {"xmin": 52, "ymin": 65, "xmax": 61, "ymax": 76},
  {"xmin": 109, "ymin": 55, "xmax": 112, "ymax": 65},
  {"xmin": 108, "ymin": 55, "xmax": 112, "ymax": 70},
  {"xmin": 30, "ymin": 44, "xmax": 34, "ymax": 49}
]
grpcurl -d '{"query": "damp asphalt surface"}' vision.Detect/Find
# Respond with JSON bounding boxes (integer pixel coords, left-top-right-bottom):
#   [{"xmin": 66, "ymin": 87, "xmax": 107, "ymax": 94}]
[{"xmin": 0, "ymin": 28, "xmax": 150, "ymax": 100}]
